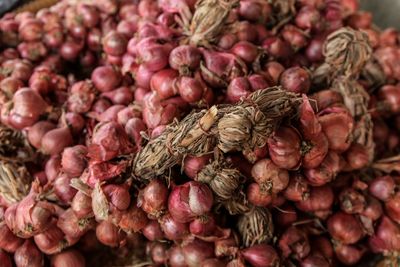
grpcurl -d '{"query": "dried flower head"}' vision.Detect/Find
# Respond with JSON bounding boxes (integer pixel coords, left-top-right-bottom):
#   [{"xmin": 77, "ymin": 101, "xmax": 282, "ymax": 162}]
[{"xmin": 324, "ymin": 27, "xmax": 372, "ymax": 78}]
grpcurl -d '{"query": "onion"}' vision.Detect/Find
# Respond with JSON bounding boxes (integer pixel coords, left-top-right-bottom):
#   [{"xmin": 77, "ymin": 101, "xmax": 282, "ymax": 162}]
[
  {"xmin": 103, "ymin": 30, "xmax": 127, "ymax": 56},
  {"xmin": 226, "ymin": 77, "xmax": 252, "ymax": 103},
  {"xmin": 334, "ymin": 244, "xmax": 365, "ymax": 265},
  {"xmin": 189, "ymin": 215, "xmax": 216, "ymax": 236},
  {"xmin": 369, "ymin": 216, "xmax": 400, "ymax": 253},
  {"xmin": 168, "ymin": 245, "xmax": 187, "ymax": 267},
  {"xmin": 201, "ymin": 259, "xmax": 225, "ymax": 267},
  {"xmin": 182, "ymin": 238, "xmax": 214, "ymax": 267},
  {"xmin": 378, "ymin": 85, "xmax": 400, "ymax": 113},
  {"xmin": 151, "ymin": 242, "xmax": 168, "ymax": 264},
  {"xmin": 283, "ymin": 173, "xmax": 310, "ymax": 202},
  {"xmin": 0, "ymin": 250, "xmax": 12, "ymax": 267},
  {"xmin": 241, "ymin": 244, "xmax": 280, "ymax": 267},
  {"xmin": 175, "ymin": 76, "xmax": 206, "ymax": 103},
  {"xmin": 304, "ymin": 150, "xmax": 341, "ymax": 186},
  {"xmin": 101, "ymin": 86, "xmax": 133, "ymax": 105},
  {"xmin": 137, "ymin": 179, "xmax": 168, "ymax": 218},
  {"xmin": 45, "ymin": 155, "xmax": 62, "ymax": 182},
  {"xmin": 159, "ymin": 213, "xmax": 189, "ymax": 241},
  {"xmin": 362, "ymin": 196, "xmax": 383, "ymax": 221},
  {"xmin": 67, "ymin": 80, "xmax": 96, "ymax": 113},
  {"xmin": 54, "ymin": 173, "xmax": 77, "ymax": 204},
  {"xmin": 87, "ymin": 28, "xmax": 102, "ymax": 51},
  {"xmin": 71, "ymin": 191, "xmax": 93, "ymax": 219},
  {"xmin": 231, "ymin": 41, "xmax": 259, "ymax": 64},
  {"xmin": 0, "ymin": 77, "xmax": 23, "ymax": 98},
  {"xmin": 300, "ymin": 254, "xmax": 330, "ymax": 267},
  {"xmin": 0, "ymin": 221, "xmax": 23, "ymax": 253},
  {"xmin": 385, "ymin": 192, "xmax": 400, "ymax": 224},
  {"xmin": 280, "ymin": 67, "xmax": 310, "ymax": 94},
  {"xmin": 150, "ymin": 68, "xmax": 179, "ymax": 99},
  {"xmin": 27, "ymin": 121, "xmax": 56, "ymax": 149},
  {"xmin": 103, "ymin": 184, "xmax": 131, "ymax": 211},
  {"xmin": 282, "ymin": 25, "xmax": 309, "ymax": 50},
  {"xmin": 251, "ymin": 159, "xmax": 289, "ymax": 194},
  {"xmin": 33, "ymin": 224, "xmax": 69, "ymax": 255},
  {"xmin": 118, "ymin": 204, "xmax": 149, "ymax": 233},
  {"xmin": 339, "ymin": 188, "xmax": 366, "ymax": 214},
  {"xmin": 247, "ymin": 182, "xmax": 273, "ymax": 207},
  {"xmin": 295, "ymin": 185, "xmax": 334, "ymax": 214},
  {"xmin": 168, "ymin": 181, "xmax": 214, "ymax": 223},
  {"xmin": 61, "ymin": 145, "xmax": 87, "ymax": 177},
  {"xmin": 64, "ymin": 112, "xmax": 85, "ymax": 135},
  {"xmin": 51, "ymin": 249, "xmax": 85, "ymax": 267},
  {"xmin": 14, "ymin": 240, "xmax": 44, "ymax": 267},
  {"xmin": 137, "ymin": 38, "xmax": 170, "ymax": 72},
  {"xmin": 268, "ymin": 126, "xmax": 301, "ymax": 169},
  {"xmin": 96, "ymin": 220, "xmax": 126, "ymax": 247},
  {"xmin": 169, "ymin": 45, "xmax": 202, "ymax": 74},
  {"xmin": 58, "ymin": 208, "xmax": 94, "ymax": 239},
  {"xmin": 143, "ymin": 220, "xmax": 164, "ymax": 241},
  {"xmin": 238, "ymin": 0, "xmax": 271, "ymax": 23},
  {"xmin": 295, "ymin": 6, "xmax": 321, "ymax": 30},
  {"xmin": 91, "ymin": 66, "xmax": 121, "ymax": 92},
  {"xmin": 327, "ymin": 212, "xmax": 363, "ymax": 245},
  {"xmin": 262, "ymin": 37, "xmax": 293, "ymax": 59},
  {"xmin": 279, "ymin": 226, "xmax": 310, "ymax": 260},
  {"xmin": 369, "ymin": 176, "xmax": 395, "ymax": 201},
  {"xmin": 41, "ymin": 127, "xmax": 73, "ymax": 155}
]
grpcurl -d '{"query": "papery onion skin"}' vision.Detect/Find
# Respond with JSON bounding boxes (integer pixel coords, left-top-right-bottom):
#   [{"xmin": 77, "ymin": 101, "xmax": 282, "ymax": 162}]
[
  {"xmin": 14, "ymin": 240, "xmax": 44, "ymax": 267},
  {"xmin": 27, "ymin": 121, "xmax": 56, "ymax": 149},
  {"xmin": 182, "ymin": 238, "xmax": 214, "ymax": 267},
  {"xmin": 279, "ymin": 226, "xmax": 311, "ymax": 260},
  {"xmin": 0, "ymin": 249, "xmax": 12, "ymax": 267},
  {"xmin": 251, "ymin": 159, "xmax": 289, "ymax": 194},
  {"xmin": 96, "ymin": 220, "xmax": 126, "ymax": 248},
  {"xmin": 369, "ymin": 216, "xmax": 400, "ymax": 253},
  {"xmin": 369, "ymin": 176, "xmax": 395, "ymax": 201},
  {"xmin": 241, "ymin": 243, "xmax": 280, "ymax": 267},
  {"xmin": 137, "ymin": 179, "xmax": 169, "ymax": 218},
  {"xmin": 159, "ymin": 213, "xmax": 189, "ymax": 241},
  {"xmin": 0, "ymin": 221, "xmax": 23, "ymax": 253},
  {"xmin": 334, "ymin": 244, "xmax": 365, "ymax": 266},
  {"xmin": 61, "ymin": 145, "xmax": 88, "ymax": 177},
  {"xmin": 143, "ymin": 220, "xmax": 164, "ymax": 241}
]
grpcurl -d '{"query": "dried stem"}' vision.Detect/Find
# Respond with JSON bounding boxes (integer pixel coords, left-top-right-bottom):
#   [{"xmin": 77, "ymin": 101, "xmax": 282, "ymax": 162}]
[{"xmin": 0, "ymin": 161, "xmax": 31, "ymax": 204}]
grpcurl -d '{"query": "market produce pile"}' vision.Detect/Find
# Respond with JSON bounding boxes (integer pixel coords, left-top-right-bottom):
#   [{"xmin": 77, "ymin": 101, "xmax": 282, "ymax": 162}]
[{"xmin": 1, "ymin": 0, "xmax": 400, "ymax": 266}]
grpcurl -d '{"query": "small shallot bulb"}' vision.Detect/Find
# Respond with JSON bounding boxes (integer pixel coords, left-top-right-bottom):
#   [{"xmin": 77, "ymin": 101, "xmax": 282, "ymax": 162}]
[
  {"xmin": 103, "ymin": 31, "xmax": 127, "ymax": 56},
  {"xmin": 369, "ymin": 176, "xmax": 395, "ymax": 201},
  {"xmin": 0, "ymin": 249, "xmax": 12, "ymax": 267},
  {"xmin": 168, "ymin": 181, "xmax": 214, "ymax": 223},
  {"xmin": 279, "ymin": 67, "xmax": 310, "ymax": 94},
  {"xmin": 247, "ymin": 183, "xmax": 273, "ymax": 207},
  {"xmin": 137, "ymin": 179, "xmax": 169, "ymax": 218},
  {"xmin": 91, "ymin": 66, "xmax": 121, "ymax": 92},
  {"xmin": 103, "ymin": 184, "xmax": 131, "ymax": 211},
  {"xmin": 0, "ymin": 221, "xmax": 23, "ymax": 253},
  {"xmin": 159, "ymin": 213, "xmax": 189, "ymax": 241},
  {"xmin": 182, "ymin": 238, "xmax": 214, "ymax": 267},
  {"xmin": 251, "ymin": 159, "xmax": 289, "ymax": 194},
  {"xmin": 54, "ymin": 173, "xmax": 77, "ymax": 204},
  {"xmin": 334, "ymin": 244, "xmax": 365, "ymax": 266},
  {"xmin": 71, "ymin": 191, "xmax": 93, "ymax": 219},
  {"xmin": 27, "ymin": 121, "xmax": 56, "ymax": 149},
  {"xmin": 96, "ymin": 221, "xmax": 126, "ymax": 247},
  {"xmin": 14, "ymin": 240, "xmax": 44, "ymax": 267},
  {"xmin": 268, "ymin": 126, "xmax": 301, "ymax": 169},
  {"xmin": 41, "ymin": 127, "xmax": 73, "ymax": 155},
  {"xmin": 183, "ymin": 155, "xmax": 213, "ymax": 179},
  {"xmin": 51, "ymin": 249, "xmax": 85, "ymax": 267},
  {"xmin": 189, "ymin": 215, "xmax": 216, "ymax": 236},
  {"xmin": 327, "ymin": 212, "xmax": 363, "ymax": 245},
  {"xmin": 169, "ymin": 45, "xmax": 202, "ymax": 74},
  {"xmin": 61, "ymin": 145, "xmax": 88, "ymax": 177},
  {"xmin": 369, "ymin": 216, "xmax": 400, "ymax": 253},
  {"xmin": 117, "ymin": 204, "xmax": 149, "ymax": 233},
  {"xmin": 279, "ymin": 226, "xmax": 310, "ymax": 260},
  {"xmin": 241, "ymin": 244, "xmax": 280, "ymax": 267},
  {"xmin": 143, "ymin": 220, "xmax": 164, "ymax": 241}
]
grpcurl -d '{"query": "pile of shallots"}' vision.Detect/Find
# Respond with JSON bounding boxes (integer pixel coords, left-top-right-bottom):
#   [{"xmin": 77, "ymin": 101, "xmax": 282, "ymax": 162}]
[{"xmin": 0, "ymin": 0, "xmax": 400, "ymax": 266}]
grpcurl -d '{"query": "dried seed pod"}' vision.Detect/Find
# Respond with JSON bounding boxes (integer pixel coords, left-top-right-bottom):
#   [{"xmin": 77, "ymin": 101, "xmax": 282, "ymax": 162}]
[
  {"xmin": 237, "ymin": 207, "xmax": 273, "ymax": 247},
  {"xmin": 323, "ymin": 27, "xmax": 372, "ymax": 78}
]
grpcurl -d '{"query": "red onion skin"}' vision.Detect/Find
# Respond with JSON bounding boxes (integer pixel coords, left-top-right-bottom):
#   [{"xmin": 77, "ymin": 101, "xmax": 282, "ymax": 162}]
[
  {"xmin": 369, "ymin": 176, "xmax": 395, "ymax": 201},
  {"xmin": 71, "ymin": 191, "xmax": 93, "ymax": 219},
  {"xmin": 280, "ymin": 67, "xmax": 310, "ymax": 94},
  {"xmin": 28, "ymin": 121, "xmax": 56, "ymax": 149},
  {"xmin": 247, "ymin": 183, "xmax": 273, "ymax": 207},
  {"xmin": 295, "ymin": 6, "xmax": 321, "ymax": 30},
  {"xmin": 226, "ymin": 77, "xmax": 252, "ymax": 103},
  {"xmin": 218, "ymin": 33, "xmax": 238, "ymax": 50},
  {"xmin": 327, "ymin": 212, "xmax": 363, "ymax": 245},
  {"xmin": 300, "ymin": 254, "xmax": 330, "ymax": 267},
  {"xmin": 176, "ymin": 76, "xmax": 206, "ymax": 104},
  {"xmin": 78, "ymin": 231, "xmax": 101, "ymax": 252},
  {"xmin": 268, "ymin": 126, "xmax": 301, "ymax": 169},
  {"xmin": 385, "ymin": 192, "xmax": 400, "ymax": 224},
  {"xmin": 137, "ymin": 38, "xmax": 170, "ymax": 72},
  {"xmin": 378, "ymin": 85, "xmax": 400, "ymax": 113},
  {"xmin": 61, "ymin": 145, "xmax": 87, "ymax": 177},
  {"xmin": 96, "ymin": 221, "xmax": 126, "ymax": 248},
  {"xmin": 258, "ymin": 61, "xmax": 285, "ymax": 85},
  {"xmin": 279, "ymin": 226, "xmax": 311, "ymax": 260},
  {"xmin": 150, "ymin": 68, "xmax": 179, "ymax": 99},
  {"xmin": 58, "ymin": 209, "xmax": 94, "ymax": 239},
  {"xmin": 369, "ymin": 216, "xmax": 400, "ymax": 253},
  {"xmin": 283, "ymin": 173, "xmax": 310, "ymax": 202},
  {"xmin": 41, "ymin": 127, "xmax": 73, "ymax": 155},
  {"xmin": 334, "ymin": 244, "xmax": 365, "ymax": 266},
  {"xmin": 0, "ymin": 77, "xmax": 23, "ymax": 98},
  {"xmin": 241, "ymin": 244, "xmax": 280, "ymax": 267},
  {"xmin": 64, "ymin": 112, "xmax": 85, "ymax": 135},
  {"xmin": 304, "ymin": 150, "xmax": 341, "ymax": 186},
  {"xmin": 305, "ymin": 35, "xmax": 326, "ymax": 63},
  {"xmin": 339, "ymin": 188, "xmax": 366, "ymax": 214},
  {"xmin": 347, "ymin": 11, "xmax": 372, "ymax": 29},
  {"xmin": 295, "ymin": 185, "xmax": 334, "ymax": 214},
  {"xmin": 137, "ymin": 179, "xmax": 168, "ymax": 218},
  {"xmin": 282, "ymin": 25, "xmax": 308, "ymax": 50},
  {"xmin": 0, "ymin": 250, "xmax": 12, "ymax": 267},
  {"xmin": 251, "ymin": 159, "xmax": 289, "ymax": 194},
  {"xmin": 98, "ymin": 105, "xmax": 125, "ymax": 122},
  {"xmin": 117, "ymin": 105, "xmax": 141, "ymax": 126},
  {"xmin": 0, "ymin": 222, "xmax": 23, "ymax": 253},
  {"xmin": 168, "ymin": 181, "xmax": 214, "ymax": 223},
  {"xmin": 151, "ymin": 242, "xmax": 168, "ymax": 264},
  {"xmin": 169, "ymin": 45, "xmax": 202, "ymax": 74},
  {"xmin": 143, "ymin": 220, "xmax": 164, "ymax": 241},
  {"xmin": 101, "ymin": 86, "xmax": 134, "ymax": 105},
  {"xmin": 54, "ymin": 173, "xmax": 77, "ymax": 204},
  {"xmin": 18, "ymin": 42, "xmax": 48, "ymax": 61},
  {"xmin": 87, "ymin": 28, "xmax": 102, "ymax": 51},
  {"xmin": 160, "ymin": 214, "xmax": 189, "ymax": 241},
  {"xmin": 168, "ymin": 245, "xmax": 188, "ymax": 267},
  {"xmin": 248, "ymin": 74, "xmax": 270, "ymax": 92},
  {"xmin": 103, "ymin": 184, "xmax": 131, "ymax": 211},
  {"xmin": 51, "ymin": 249, "xmax": 86, "ymax": 267},
  {"xmin": 124, "ymin": 117, "xmax": 146, "ymax": 148},
  {"xmin": 91, "ymin": 66, "xmax": 121, "ymax": 92},
  {"xmin": 45, "ymin": 155, "xmax": 62, "ymax": 183},
  {"xmin": 274, "ymin": 204, "xmax": 298, "ymax": 228},
  {"xmin": 262, "ymin": 37, "xmax": 293, "ymax": 59},
  {"xmin": 362, "ymin": 197, "xmax": 383, "ymax": 221},
  {"xmin": 14, "ymin": 240, "xmax": 44, "ymax": 267},
  {"xmin": 344, "ymin": 143, "xmax": 369, "ymax": 170},
  {"xmin": 182, "ymin": 238, "xmax": 214, "ymax": 267}
]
